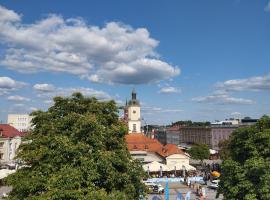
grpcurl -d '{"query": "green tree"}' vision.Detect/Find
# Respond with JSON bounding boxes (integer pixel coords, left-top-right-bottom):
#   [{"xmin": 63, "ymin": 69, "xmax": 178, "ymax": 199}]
[
  {"xmin": 218, "ymin": 139, "xmax": 230, "ymax": 160},
  {"xmin": 5, "ymin": 93, "xmax": 146, "ymax": 200},
  {"xmin": 218, "ymin": 115, "xmax": 270, "ymax": 200},
  {"xmin": 188, "ymin": 143, "xmax": 210, "ymax": 162}
]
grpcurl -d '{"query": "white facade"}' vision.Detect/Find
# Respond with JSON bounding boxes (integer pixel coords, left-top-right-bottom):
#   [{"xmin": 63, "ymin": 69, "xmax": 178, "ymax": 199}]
[
  {"xmin": 0, "ymin": 136, "xmax": 22, "ymax": 163},
  {"xmin": 128, "ymin": 105, "xmax": 141, "ymax": 133},
  {"xmin": 8, "ymin": 114, "xmax": 33, "ymax": 132},
  {"xmin": 166, "ymin": 154, "xmax": 190, "ymax": 167}
]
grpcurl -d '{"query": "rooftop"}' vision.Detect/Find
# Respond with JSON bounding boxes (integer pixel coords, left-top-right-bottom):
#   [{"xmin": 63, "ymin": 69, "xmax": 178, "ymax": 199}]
[{"xmin": 0, "ymin": 124, "xmax": 24, "ymax": 138}]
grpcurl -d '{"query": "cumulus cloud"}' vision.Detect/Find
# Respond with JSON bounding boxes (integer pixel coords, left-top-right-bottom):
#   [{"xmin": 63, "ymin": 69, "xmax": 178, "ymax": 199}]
[
  {"xmin": 159, "ymin": 86, "xmax": 181, "ymax": 94},
  {"xmin": 216, "ymin": 74, "xmax": 270, "ymax": 91},
  {"xmin": 33, "ymin": 83, "xmax": 55, "ymax": 92},
  {"xmin": 0, "ymin": 76, "xmax": 27, "ymax": 95},
  {"xmin": 0, "ymin": 5, "xmax": 180, "ymax": 85},
  {"xmin": 192, "ymin": 91, "xmax": 255, "ymax": 105},
  {"xmin": 35, "ymin": 85, "xmax": 111, "ymax": 101},
  {"xmin": 7, "ymin": 95, "xmax": 30, "ymax": 101}
]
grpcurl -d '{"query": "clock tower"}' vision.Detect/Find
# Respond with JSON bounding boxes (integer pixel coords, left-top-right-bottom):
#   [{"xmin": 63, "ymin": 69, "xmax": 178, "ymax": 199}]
[{"xmin": 125, "ymin": 89, "xmax": 141, "ymax": 133}]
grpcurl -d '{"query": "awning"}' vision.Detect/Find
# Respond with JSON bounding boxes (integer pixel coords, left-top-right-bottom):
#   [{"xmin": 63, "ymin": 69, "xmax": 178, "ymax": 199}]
[
  {"xmin": 167, "ymin": 164, "xmax": 196, "ymax": 171},
  {"xmin": 0, "ymin": 169, "xmax": 16, "ymax": 179},
  {"xmin": 142, "ymin": 161, "xmax": 170, "ymax": 172}
]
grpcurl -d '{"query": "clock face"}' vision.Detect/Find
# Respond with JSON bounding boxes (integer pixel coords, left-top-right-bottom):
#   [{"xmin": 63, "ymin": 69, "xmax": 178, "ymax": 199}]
[{"xmin": 133, "ymin": 110, "xmax": 136, "ymax": 114}]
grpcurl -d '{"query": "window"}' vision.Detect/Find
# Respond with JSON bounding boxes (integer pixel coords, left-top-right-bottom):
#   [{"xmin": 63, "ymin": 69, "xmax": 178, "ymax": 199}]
[
  {"xmin": 133, "ymin": 124, "xmax": 136, "ymax": 132},
  {"xmin": 0, "ymin": 142, "xmax": 4, "ymax": 148},
  {"xmin": 133, "ymin": 110, "xmax": 136, "ymax": 114},
  {"xmin": 0, "ymin": 153, "xmax": 3, "ymax": 160}
]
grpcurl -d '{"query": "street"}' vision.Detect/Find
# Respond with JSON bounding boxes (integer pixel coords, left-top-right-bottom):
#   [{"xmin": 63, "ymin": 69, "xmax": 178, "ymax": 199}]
[{"xmin": 147, "ymin": 182, "xmax": 223, "ymax": 200}]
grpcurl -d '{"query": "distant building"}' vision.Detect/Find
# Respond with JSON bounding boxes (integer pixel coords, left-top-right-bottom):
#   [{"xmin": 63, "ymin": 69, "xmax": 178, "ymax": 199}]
[
  {"xmin": 0, "ymin": 124, "xmax": 24, "ymax": 164},
  {"xmin": 124, "ymin": 89, "xmax": 141, "ymax": 133},
  {"xmin": 8, "ymin": 114, "xmax": 33, "ymax": 132},
  {"xmin": 154, "ymin": 126, "xmax": 167, "ymax": 145}
]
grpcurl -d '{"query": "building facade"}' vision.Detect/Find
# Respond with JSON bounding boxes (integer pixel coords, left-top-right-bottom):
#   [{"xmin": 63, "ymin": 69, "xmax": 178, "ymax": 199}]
[
  {"xmin": 179, "ymin": 127, "xmax": 212, "ymax": 147},
  {"xmin": 124, "ymin": 90, "xmax": 141, "ymax": 133},
  {"xmin": 0, "ymin": 124, "xmax": 24, "ymax": 164},
  {"xmin": 8, "ymin": 114, "xmax": 33, "ymax": 132}
]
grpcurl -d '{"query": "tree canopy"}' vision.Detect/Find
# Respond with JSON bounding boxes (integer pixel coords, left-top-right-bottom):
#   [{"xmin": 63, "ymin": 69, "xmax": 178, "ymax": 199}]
[
  {"xmin": 171, "ymin": 120, "xmax": 210, "ymax": 127},
  {"xmin": 218, "ymin": 115, "xmax": 270, "ymax": 200},
  {"xmin": 5, "ymin": 93, "xmax": 146, "ymax": 200},
  {"xmin": 188, "ymin": 143, "xmax": 210, "ymax": 161}
]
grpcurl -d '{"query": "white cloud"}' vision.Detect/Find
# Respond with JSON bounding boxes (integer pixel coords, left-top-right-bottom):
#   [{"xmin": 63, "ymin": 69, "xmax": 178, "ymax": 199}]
[
  {"xmin": 231, "ymin": 112, "xmax": 241, "ymax": 116},
  {"xmin": 36, "ymin": 86, "xmax": 111, "ymax": 101},
  {"xmin": 33, "ymin": 83, "xmax": 55, "ymax": 92},
  {"xmin": 192, "ymin": 91, "xmax": 255, "ymax": 105},
  {"xmin": 142, "ymin": 106, "xmax": 183, "ymax": 114},
  {"xmin": 0, "ymin": 5, "xmax": 180, "ymax": 85},
  {"xmin": 159, "ymin": 86, "xmax": 181, "ymax": 94},
  {"xmin": 265, "ymin": 1, "xmax": 270, "ymax": 12},
  {"xmin": 7, "ymin": 95, "xmax": 30, "ymax": 101},
  {"xmin": 216, "ymin": 74, "xmax": 270, "ymax": 91},
  {"xmin": 0, "ymin": 76, "xmax": 27, "ymax": 95}
]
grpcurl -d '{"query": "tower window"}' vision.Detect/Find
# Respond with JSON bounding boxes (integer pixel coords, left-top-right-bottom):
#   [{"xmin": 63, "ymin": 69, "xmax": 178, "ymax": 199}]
[
  {"xmin": 133, "ymin": 110, "xmax": 136, "ymax": 114},
  {"xmin": 133, "ymin": 124, "xmax": 136, "ymax": 132}
]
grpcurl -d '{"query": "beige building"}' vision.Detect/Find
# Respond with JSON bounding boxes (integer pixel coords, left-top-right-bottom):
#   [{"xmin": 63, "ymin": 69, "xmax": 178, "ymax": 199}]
[
  {"xmin": 0, "ymin": 124, "xmax": 23, "ymax": 164},
  {"xmin": 125, "ymin": 90, "xmax": 141, "ymax": 133},
  {"xmin": 8, "ymin": 114, "xmax": 33, "ymax": 132}
]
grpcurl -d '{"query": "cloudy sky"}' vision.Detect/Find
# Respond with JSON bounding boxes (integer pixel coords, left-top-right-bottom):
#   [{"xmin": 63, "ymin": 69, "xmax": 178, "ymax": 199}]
[{"xmin": 0, "ymin": 0, "xmax": 270, "ymax": 124}]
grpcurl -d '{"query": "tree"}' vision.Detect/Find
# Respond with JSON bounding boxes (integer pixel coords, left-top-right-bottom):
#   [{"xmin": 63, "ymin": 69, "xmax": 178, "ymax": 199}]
[
  {"xmin": 218, "ymin": 115, "xmax": 270, "ymax": 200},
  {"xmin": 5, "ymin": 93, "xmax": 146, "ymax": 200},
  {"xmin": 188, "ymin": 143, "xmax": 210, "ymax": 162},
  {"xmin": 218, "ymin": 139, "xmax": 230, "ymax": 160}
]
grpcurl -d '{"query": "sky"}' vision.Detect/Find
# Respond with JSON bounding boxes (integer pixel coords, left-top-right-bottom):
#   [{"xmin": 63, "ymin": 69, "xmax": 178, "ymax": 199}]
[{"xmin": 0, "ymin": 0, "xmax": 270, "ymax": 125}]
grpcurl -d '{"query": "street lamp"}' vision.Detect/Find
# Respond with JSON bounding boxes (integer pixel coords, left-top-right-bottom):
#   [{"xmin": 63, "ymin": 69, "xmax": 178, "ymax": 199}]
[
  {"xmin": 160, "ymin": 166, "xmax": 163, "ymax": 177},
  {"xmin": 182, "ymin": 165, "xmax": 186, "ymax": 178}
]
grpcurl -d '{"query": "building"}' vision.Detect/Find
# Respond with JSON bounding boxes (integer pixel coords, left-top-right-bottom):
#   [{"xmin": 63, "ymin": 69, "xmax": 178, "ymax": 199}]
[
  {"xmin": 124, "ymin": 89, "xmax": 141, "ymax": 133},
  {"xmin": 125, "ymin": 133, "xmax": 189, "ymax": 165},
  {"xmin": 210, "ymin": 125, "xmax": 238, "ymax": 149},
  {"xmin": 179, "ymin": 127, "xmax": 212, "ymax": 147},
  {"xmin": 154, "ymin": 126, "xmax": 167, "ymax": 145},
  {"xmin": 166, "ymin": 126, "xmax": 181, "ymax": 145},
  {"xmin": 7, "ymin": 114, "xmax": 33, "ymax": 132},
  {"xmin": 0, "ymin": 124, "xmax": 24, "ymax": 164}
]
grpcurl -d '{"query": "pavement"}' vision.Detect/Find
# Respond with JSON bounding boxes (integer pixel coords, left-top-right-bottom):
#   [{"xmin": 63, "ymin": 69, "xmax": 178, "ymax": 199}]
[
  {"xmin": 147, "ymin": 182, "xmax": 223, "ymax": 200},
  {"xmin": 0, "ymin": 186, "xmax": 12, "ymax": 200}
]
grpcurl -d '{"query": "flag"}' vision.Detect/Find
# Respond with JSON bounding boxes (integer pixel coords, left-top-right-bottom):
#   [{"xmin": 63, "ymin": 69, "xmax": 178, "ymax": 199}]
[{"xmin": 165, "ymin": 178, "xmax": 169, "ymax": 200}]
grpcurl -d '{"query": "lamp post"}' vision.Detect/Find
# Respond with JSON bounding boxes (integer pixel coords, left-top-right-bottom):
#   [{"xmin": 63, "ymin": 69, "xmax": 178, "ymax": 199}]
[
  {"xmin": 182, "ymin": 165, "xmax": 186, "ymax": 178},
  {"xmin": 160, "ymin": 166, "xmax": 163, "ymax": 177},
  {"xmin": 147, "ymin": 166, "xmax": 150, "ymax": 176}
]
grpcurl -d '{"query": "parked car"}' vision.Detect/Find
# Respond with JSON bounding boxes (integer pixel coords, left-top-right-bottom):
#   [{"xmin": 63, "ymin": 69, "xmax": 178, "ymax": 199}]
[
  {"xmin": 144, "ymin": 182, "xmax": 164, "ymax": 194},
  {"xmin": 208, "ymin": 179, "xmax": 220, "ymax": 189}
]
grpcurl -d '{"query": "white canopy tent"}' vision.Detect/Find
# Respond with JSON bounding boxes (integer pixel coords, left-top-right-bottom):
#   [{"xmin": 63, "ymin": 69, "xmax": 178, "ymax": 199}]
[
  {"xmin": 0, "ymin": 169, "xmax": 16, "ymax": 180},
  {"xmin": 167, "ymin": 164, "xmax": 196, "ymax": 171},
  {"xmin": 142, "ymin": 161, "xmax": 169, "ymax": 172}
]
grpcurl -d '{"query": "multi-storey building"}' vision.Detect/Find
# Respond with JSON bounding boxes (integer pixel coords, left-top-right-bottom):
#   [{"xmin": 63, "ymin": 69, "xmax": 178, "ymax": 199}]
[
  {"xmin": 179, "ymin": 127, "xmax": 212, "ymax": 147},
  {"xmin": 7, "ymin": 114, "xmax": 33, "ymax": 132}
]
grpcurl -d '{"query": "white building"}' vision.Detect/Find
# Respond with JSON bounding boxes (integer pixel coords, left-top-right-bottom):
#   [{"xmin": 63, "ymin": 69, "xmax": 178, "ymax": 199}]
[
  {"xmin": 7, "ymin": 114, "xmax": 33, "ymax": 132},
  {"xmin": 0, "ymin": 124, "xmax": 23, "ymax": 164},
  {"xmin": 125, "ymin": 89, "xmax": 141, "ymax": 133}
]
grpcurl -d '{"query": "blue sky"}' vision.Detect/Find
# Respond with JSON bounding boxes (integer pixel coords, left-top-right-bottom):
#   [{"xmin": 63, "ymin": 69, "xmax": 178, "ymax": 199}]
[{"xmin": 0, "ymin": 0, "xmax": 270, "ymax": 124}]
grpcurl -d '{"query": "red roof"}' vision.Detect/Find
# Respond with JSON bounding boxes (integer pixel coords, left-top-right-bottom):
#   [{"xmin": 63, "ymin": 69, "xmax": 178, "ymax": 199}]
[
  {"xmin": 125, "ymin": 134, "xmax": 184, "ymax": 158},
  {"xmin": 0, "ymin": 124, "xmax": 24, "ymax": 138},
  {"xmin": 157, "ymin": 144, "xmax": 184, "ymax": 157}
]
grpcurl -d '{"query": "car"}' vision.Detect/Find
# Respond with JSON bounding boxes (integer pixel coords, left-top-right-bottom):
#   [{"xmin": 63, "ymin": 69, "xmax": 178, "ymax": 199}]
[
  {"xmin": 144, "ymin": 183, "xmax": 164, "ymax": 194},
  {"xmin": 208, "ymin": 179, "xmax": 220, "ymax": 189}
]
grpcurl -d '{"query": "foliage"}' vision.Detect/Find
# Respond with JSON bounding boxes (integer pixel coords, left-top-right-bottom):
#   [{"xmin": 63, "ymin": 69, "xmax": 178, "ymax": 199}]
[
  {"xmin": 5, "ymin": 93, "xmax": 146, "ymax": 200},
  {"xmin": 188, "ymin": 143, "xmax": 210, "ymax": 161},
  {"xmin": 218, "ymin": 139, "xmax": 230, "ymax": 160},
  {"xmin": 171, "ymin": 120, "xmax": 210, "ymax": 127},
  {"xmin": 218, "ymin": 115, "xmax": 270, "ymax": 200}
]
